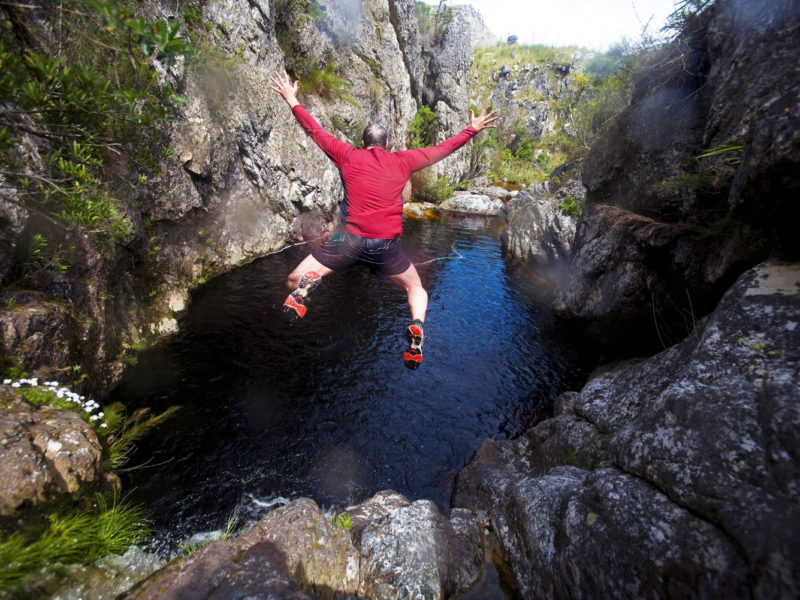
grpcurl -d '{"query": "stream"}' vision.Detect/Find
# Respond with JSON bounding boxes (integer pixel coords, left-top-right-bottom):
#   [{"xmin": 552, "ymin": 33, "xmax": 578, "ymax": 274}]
[{"xmin": 112, "ymin": 214, "xmax": 589, "ymax": 552}]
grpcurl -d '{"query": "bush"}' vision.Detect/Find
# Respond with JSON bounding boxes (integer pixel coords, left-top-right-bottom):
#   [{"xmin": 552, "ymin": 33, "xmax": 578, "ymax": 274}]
[
  {"xmin": 408, "ymin": 105, "xmax": 439, "ymax": 149},
  {"xmin": 558, "ymin": 194, "xmax": 582, "ymax": 218},
  {"xmin": 411, "ymin": 170, "xmax": 454, "ymax": 203},
  {"xmin": 0, "ymin": 0, "xmax": 192, "ymax": 244}
]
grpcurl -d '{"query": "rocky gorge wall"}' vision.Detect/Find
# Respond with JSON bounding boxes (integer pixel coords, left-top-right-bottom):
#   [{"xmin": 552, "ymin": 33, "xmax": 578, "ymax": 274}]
[{"xmin": 489, "ymin": 0, "xmax": 800, "ymax": 597}]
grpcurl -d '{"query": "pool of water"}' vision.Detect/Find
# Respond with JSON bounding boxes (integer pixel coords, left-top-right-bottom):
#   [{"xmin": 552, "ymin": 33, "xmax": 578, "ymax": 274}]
[{"xmin": 112, "ymin": 214, "xmax": 588, "ymax": 550}]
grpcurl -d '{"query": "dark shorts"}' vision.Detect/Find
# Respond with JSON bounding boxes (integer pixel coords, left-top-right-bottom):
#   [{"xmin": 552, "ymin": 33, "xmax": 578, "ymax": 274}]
[{"xmin": 311, "ymin": 231, "xmax": 412, "ymax": 277}]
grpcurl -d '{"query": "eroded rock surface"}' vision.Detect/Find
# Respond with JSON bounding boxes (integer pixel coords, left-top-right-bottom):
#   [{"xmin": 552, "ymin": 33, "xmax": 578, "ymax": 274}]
[{"xmin": 0, "ymin": 391, "xmax": 103, "ymax": 518}]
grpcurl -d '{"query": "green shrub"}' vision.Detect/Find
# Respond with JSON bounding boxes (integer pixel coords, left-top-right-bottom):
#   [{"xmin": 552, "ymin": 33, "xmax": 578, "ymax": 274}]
[
  {"xmin": 411, "ymin": 171, "xmax": 454, "ymax": 203},
  {"xmin": 0, "ymin": 0, "xmax": 193, "ymax": 245},
  {"xmin": 415, "ymin": 1, "xmax": 454, "ymax": 47},
  {"xmin": 408, "ymin": 105, "xmax": 439, "ymax": 149},
  {"xmin": 558, "ymin": 194, "xmax": 582, "ymax": 218}
]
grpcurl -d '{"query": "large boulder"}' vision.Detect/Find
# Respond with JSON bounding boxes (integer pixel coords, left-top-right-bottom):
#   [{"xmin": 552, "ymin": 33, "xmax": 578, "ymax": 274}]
[
  {"xmin": 454, "ymin": 262, "xmax": 800, "ymax": 599},
  {"xmin": 439, "ymin": 194, "xmax": 504, "ymax": 216},
  {"xmin": 502, "ymin": 168, "xmax": 585, "ymax": 279},
  {"xmin": 0, "ymin": 390, "xmax": 104, "ymax": 521}
]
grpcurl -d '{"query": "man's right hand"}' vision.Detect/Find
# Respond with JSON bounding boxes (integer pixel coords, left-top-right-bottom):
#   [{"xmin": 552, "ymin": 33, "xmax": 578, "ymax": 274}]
[
  {"xmin": 269, "ymin": 70, "xmax": 300, "ymax": 108},
  {"xmin": 470, "ymin": 106, "xmax": 500, "ymax": 132}
]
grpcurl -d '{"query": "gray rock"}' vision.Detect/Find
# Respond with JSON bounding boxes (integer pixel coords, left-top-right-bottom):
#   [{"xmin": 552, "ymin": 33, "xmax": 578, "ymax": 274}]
[
  {"xmin": 356, "ymin": 498, "xmax": 482, "ymax": 600},
  {"xmin": 571, "ymin": 0, "xmax": 800, "ymax": 343},
  {"xmin": 439, "ymin": 194, "xmax": 504, "ymax": 216},
  {"xmin": 503, "ymin": 189, "xmax": 576, "ymax": 266},
  {"xmin": 455, "ymin": 262, "xmax": 800, "ymax": 598},
  {"xmin": 0, "ymin": 393, "xmax": 103, "ymax": 517}
]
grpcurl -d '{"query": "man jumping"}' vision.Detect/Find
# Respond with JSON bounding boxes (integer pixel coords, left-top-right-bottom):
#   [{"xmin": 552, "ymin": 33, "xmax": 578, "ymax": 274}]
[{"xmin": 269, "ymin": 70, "xmax": 498, "ymax": 369}]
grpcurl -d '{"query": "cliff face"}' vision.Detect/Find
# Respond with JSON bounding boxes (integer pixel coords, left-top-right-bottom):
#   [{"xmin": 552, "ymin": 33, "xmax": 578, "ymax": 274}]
[
  {"xmin": 0, "ymin": 0, "xmax": 482, "ymax": 395},
  {"xmin": 554, "ymin": 0, "xmax": 800, "ymax": 351},
  {"xmin": 455, "ymin": 2, "xmax": 800, "ymax": 597}
]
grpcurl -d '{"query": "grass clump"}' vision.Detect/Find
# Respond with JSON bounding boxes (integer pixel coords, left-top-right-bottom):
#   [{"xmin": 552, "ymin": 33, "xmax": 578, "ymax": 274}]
[
  {"xmin": 0, "ymin": 496, "xmax": 150, "ymax": 589},
  {"xmin": 297, "ymin": 61, "xmax": 358, "ymax": 105}
]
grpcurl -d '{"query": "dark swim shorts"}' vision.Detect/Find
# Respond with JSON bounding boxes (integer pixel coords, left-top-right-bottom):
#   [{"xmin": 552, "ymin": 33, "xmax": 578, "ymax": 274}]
[{"xmin": 311, "ymin": 231, "xmax": 412, "ymax": 276}]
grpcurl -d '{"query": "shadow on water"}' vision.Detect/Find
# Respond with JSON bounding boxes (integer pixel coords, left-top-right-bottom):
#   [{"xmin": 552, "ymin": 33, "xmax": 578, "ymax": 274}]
[{"xmin": 112, "ymin": 214, "xmax": 589, "ymax": 549}]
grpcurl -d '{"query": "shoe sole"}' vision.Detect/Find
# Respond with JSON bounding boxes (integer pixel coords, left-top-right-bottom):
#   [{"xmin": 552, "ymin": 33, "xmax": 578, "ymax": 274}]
[
  {"xmin": 404, "ymin": 323, "xmax": 424, "ymax": 369},
  {"xmin": 283, "ymin": 271, "xmax": 322, "ymax": 322}
]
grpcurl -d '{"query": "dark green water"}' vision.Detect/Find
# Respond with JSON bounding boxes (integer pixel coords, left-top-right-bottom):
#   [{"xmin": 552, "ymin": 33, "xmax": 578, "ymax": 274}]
[{"xmin": 112, "ymin": 214, "xmax": 588, "ymax": 550}]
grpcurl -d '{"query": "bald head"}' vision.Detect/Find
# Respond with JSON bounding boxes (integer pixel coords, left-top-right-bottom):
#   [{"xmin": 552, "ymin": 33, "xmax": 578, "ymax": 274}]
[{"xmin": 362, "ymin": 123, "xmax": 388, "ymax": 149}]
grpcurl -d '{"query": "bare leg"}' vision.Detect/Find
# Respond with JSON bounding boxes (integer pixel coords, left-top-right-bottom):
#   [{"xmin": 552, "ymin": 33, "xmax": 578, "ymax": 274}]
[
  {"xmin": 388, "ymin": 263, "xmax": 428, "ymax": 322},
  {"xmin": 286, "ymin": 254, "xmax": 334, "ymax": 290},
  {"xmin": 389, "ymin": 263, "xmax": 427, "ymax": 370}
]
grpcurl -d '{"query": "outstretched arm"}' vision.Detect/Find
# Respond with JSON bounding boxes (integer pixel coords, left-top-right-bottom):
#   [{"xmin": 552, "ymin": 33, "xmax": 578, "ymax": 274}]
[
  {"xmin": 269, "ymin": 70, "xmax": 300, "ymax": 109},
  {"xmin": 269, "ymin": 70, "xmax": 352, "ymax": 166},
  {"xmin": 470, "ymin": 106, "xmax": 500, "ymax": 131}
]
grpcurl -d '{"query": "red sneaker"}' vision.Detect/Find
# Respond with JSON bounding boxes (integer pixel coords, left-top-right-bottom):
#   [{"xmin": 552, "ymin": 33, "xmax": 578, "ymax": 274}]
[
  {"xmin": 404, "ymin": 319, "xmax": 424, "ymax": 370},
  {"xmin": 282, "ymin": 271, "xmax": 322, "ymax": 322}
]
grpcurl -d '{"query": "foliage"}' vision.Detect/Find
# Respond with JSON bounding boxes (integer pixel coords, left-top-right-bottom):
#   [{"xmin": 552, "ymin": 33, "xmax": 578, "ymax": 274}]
[
  {"xmin": 100, "ymin": 402, "xmax": 182, "ymax": 471},
  {"xmin": 331, "ymin": 512, "xmax": 352, "ymax": 531},
  {"xmin": 0, "ymin": 0, "xmax": 192, "ymax": 246},
  {"xmin": 558, "ymin": 194, "xmax": 582, "ymax": 219},
  {"xmin": 415, "ymin": 1, "xmax": 454, "ymax": 47},
  {"xmin": 0, "ymin": 496, "xmax": 150, "ymax": 589},
  {"xmin": 411, "ymin": 170, "xmax": 454, "ymax": 203},
  {"xmin": 297, "ymin": 61, "xmax": 358, "ymax": 105},
  {"xmin": 7, "ymin": 377, "xmax": 179, "ymax": 473},
  {"xmin": 663, "ymin": 0, "xmax": 718, "ymax": 36},
  {"xmin": 408, "ymin": 105, "xmax": 439, "ymax": 149}
]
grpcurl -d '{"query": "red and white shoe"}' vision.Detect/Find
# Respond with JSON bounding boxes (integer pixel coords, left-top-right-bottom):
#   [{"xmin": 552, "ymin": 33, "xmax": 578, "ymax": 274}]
[
  {"xmin": 404, "ymin": 319, "xmax": 424, "ymax": 370},
  {"xmin": 282, "ymin": 271, "xmax": 322, "ymax": 323}
]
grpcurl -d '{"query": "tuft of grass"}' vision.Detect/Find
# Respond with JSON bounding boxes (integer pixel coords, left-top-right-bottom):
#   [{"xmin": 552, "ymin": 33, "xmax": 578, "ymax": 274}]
[
  {"xmin": 331, "ymin": 512, "xmax": 352, "ymax": 531},
  {"xmin": 297, "ymin": 62, "xmax": 358, "ymax": 105},
  {"xmin": 558, "ymin": 194, "xmax": 582, "ymax": 219},
  {"xmin": 101, "ymin": 403, "xmax": 181, "ymax": 471},
  {"xmin": 0, "ymin": 497, "xmax": 150, "ymax": 589}
]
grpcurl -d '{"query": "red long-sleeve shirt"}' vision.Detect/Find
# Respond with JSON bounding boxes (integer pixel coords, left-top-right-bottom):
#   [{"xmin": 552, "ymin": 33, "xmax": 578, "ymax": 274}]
[{"xmin": 291, "ymin": 104, "xmax": 477, "ymax": 238}]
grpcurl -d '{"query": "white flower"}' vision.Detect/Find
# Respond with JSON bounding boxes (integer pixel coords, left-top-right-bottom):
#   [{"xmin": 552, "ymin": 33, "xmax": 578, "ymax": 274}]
[
  {"xmin": 100, "ymin": 423, "xmax": 108, "ymax": 428},
  {"xmin": 12, "ymin": 382, "xmax": 21, "ymax": 388},
  {"xmin": 3, "ymin": 379, "xmax": 10, "ymax": 385}
]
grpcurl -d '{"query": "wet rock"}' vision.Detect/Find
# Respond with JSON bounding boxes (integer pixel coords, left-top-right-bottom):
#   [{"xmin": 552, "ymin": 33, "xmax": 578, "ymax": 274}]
[
  {"xmin": 439, "ymin": 194, "xmax": 504, "ymax": 216},
  {"xmin": 0, "ymin": 393, "xmax": 102, "ymax": 518},
  {"xmin": 454, "ymin": 262, "xmax": 800, "ymax": 598},
  {"xmin": 403, "ymin": 201, "xmax": 438, "ymax": 218}
]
